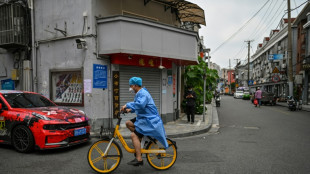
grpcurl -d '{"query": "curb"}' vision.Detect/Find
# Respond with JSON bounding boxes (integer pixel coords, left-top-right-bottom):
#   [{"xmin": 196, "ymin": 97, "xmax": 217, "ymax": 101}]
[
  {"xmin": 90, "ymin": 103, "xmax": 216, "ymax": 139},
  {"xmin": 166, "ymin": 103, "xmax": 214, "ymax": 138},
  {"xmin": 276, "ymin": 103, "xmax": 310, "ymax": 112}
]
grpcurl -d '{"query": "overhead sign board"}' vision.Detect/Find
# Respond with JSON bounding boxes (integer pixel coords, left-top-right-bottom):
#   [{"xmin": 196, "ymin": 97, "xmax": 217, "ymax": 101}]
[{"xmin": 268, "ymin": 54, "xmax": 283, "ymax": 60}]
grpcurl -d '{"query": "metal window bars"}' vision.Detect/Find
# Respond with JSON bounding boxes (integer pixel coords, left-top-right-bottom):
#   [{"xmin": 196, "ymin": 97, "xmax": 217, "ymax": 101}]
[{"xmin": 0, "ymin": 3, "xmax": 29, "ymax": 49}]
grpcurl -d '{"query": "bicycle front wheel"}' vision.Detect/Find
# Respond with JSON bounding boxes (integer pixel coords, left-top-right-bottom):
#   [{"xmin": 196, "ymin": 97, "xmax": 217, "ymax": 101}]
[
  {"xmin": 146, "ymin": 138, "xmax": 177, "ymax": 170},
  {"xmin": 87, "ymin": 139, "xmax": 122, "ymax": 173}
]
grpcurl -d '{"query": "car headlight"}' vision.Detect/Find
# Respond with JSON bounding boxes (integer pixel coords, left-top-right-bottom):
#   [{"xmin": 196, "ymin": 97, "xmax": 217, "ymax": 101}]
[
  {"xmin": 32, "ymin": 112, "xmax": 51, "ymax": 120},
  {"xmin": 79, "ymin": 110, "xmax": 85, "ymax": 115}
]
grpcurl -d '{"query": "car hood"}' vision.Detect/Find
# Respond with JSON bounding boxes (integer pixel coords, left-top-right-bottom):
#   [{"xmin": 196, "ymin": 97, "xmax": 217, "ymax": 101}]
[{"xmin": 13, "ymin": 106, "xmax": 88, "ymax": 123}]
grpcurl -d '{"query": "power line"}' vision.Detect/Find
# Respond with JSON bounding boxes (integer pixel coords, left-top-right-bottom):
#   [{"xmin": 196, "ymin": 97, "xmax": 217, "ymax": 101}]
[
  {"xmin": 253, "ymin": 1, "xmax": 286, "ymax": 42},
  {"xmin": 293, "ymin": 0, "xmax": 299, "ymax": 15},
  {"xmin": 249, "ymin": 0, "xmax": 276, "ymax": 38},
  {"xmin": 233, "ymin": 43, "xmax": 246, "ymax": 59},
  {"xmin": 250, "ymin": 45, "xmax": 255, "ymax": 55},
  {"xmin": 252, "ymin": 1, "xmax": 285, "ymax": 41},
  {"xmin": 274, "ymin": 1, "xmax": 309, "ymax": 30},
  {"xmin": 211, "ymin": 0, "xmax": 271, "ymax": 55}
]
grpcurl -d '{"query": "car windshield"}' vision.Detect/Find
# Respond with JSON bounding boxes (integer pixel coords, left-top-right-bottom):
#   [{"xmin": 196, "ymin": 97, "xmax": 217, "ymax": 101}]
[{"xmin": 2, "ymin": 93, "xmax": 56, "ymax": 108}]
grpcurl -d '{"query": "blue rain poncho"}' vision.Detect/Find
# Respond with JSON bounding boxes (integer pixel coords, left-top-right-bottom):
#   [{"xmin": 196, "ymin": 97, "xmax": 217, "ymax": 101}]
[{"xmin": 126, "ymin": 88, "xmax": 169, "ymax": 149}]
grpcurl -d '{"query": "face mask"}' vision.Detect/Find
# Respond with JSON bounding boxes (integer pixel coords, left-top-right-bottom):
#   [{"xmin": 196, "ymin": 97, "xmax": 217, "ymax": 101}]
[
  {"xmin": 129, "ymin": 87, "xmax": 134, "ymax": 93},
  {"xmin": 188, "ymin": 89, "xmax": 192, "ymax": 92}
]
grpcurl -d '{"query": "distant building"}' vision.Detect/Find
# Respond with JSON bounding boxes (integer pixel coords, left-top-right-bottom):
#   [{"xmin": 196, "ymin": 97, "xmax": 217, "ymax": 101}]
[{"xmin": 251, "ymin": 17, "xmax": 295, "ymax": 97}]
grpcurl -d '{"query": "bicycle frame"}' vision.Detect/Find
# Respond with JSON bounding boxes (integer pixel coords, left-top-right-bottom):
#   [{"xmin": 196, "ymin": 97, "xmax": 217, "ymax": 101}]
[{"xmin": 103, "ymin": 115, "xmax": 166, "ymax": 157}]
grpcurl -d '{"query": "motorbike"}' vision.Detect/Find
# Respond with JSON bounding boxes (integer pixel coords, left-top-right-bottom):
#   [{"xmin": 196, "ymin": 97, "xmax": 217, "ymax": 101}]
[
  {"xmin": 287, "ymin": 96, "xmax": 302, "ymax": 111},
  {"xmin": 215, "ymin": 95, "xmax": 221, "ymax": 107}
]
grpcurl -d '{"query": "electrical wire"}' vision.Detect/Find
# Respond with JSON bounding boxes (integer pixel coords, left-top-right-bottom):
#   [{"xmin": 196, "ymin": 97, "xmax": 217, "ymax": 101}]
[
  {"xmin": 252, "ymin": 1, "xmax": 285, "ymax": 41},
  {"xmin": 274, "ymin": 1, "xmax": 309, "ymax": 30},
  {"xmin": 253, "ymin": 1, "xmax": 286, "ymax": 42},
  {"xmin": 250, "ymin": 0, "xmax": 277, "ymax": 38},
  {"xmin": 233, "ymin": 43, "xmax": 246, "ymax": 59},
  {"xmin": 250, "ymin": 45, "xmax": 255, "ymax": 55},
  {"xmin": 211, "ymin": 0, "xmax": 271, "ymax": 55},
  {"xmin": 253, "ymin": 0, "xmax": 309, "ymax": 47},
  {"xmin": 293, "ymin": 0, "xmax": 299, "ymax": 15}
]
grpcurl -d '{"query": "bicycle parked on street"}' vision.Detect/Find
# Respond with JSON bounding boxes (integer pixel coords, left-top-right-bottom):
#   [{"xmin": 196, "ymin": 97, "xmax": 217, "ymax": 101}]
[{"xmin": 87, "ymin": 111, "xmax": 177, "ymax": 173}]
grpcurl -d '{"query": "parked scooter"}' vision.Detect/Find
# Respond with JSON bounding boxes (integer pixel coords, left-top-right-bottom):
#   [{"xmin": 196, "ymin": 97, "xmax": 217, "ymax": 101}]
[
  {"xmin": 215, "ymin": 94, "xmax": 221, "ymax": 107},
  {"xmin": 287, "ymin": 96, "xmax": 302, "ymax": 111}
]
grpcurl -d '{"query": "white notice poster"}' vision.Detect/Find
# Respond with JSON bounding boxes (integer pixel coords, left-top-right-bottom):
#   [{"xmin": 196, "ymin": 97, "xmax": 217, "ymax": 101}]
[{"xmin": 84, "ymin": 79, "xmax": 92, "ymax": 93}]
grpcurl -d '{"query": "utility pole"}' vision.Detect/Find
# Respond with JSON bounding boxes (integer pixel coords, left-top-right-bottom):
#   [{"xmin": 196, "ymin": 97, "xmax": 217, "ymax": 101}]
[
  {"xmin": 229, "ymin": 59, "xmax": 231, "ymax": 94},
  {"xmin": 203, "ymin": 48, "xmax": 210, "ymax": 122},
  {"xmin": 287, "ymin": 0, "xmax": 293, "ymax": 97},
  {"xmin": 245, "ymin": 40, "xmax": 254, "ymax": 87},
  {"xmin": 234, "ymin": 59, "xmax": 240, "ymax": 66},
  {"xmin": 234, "ymin": 58, "xmax": 239, "ymax": 88}
]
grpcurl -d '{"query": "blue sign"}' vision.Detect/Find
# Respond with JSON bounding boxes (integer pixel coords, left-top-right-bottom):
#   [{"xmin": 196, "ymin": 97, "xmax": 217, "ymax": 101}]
[
  {"xmin": 268, "ymin": 54, "xmax": 283, "ymax": 60},
  {"xmin": 168, "ymin": 76, "xmax": 173, "ymax": 85},
  {"xmin": 248, "ymin": 80, "xmax": 254, "ymax": 86},
  {"xmin": 93, "ymin": 64, "xmax": 107, "ymax": 89},
  {"xmin": 1, "ymin": 79, "xmax": 15, "ymax": 90}
]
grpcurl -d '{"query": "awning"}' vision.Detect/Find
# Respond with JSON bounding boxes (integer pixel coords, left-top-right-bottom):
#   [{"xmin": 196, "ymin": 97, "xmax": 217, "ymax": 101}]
[{"xmin": 150, "ymin": 0, "xmax": 206, "ymax": 25}]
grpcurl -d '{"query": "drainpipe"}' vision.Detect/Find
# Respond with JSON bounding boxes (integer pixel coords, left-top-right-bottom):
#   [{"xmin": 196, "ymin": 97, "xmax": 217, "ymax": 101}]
[{"xmin": 30, "ymin": 0, "xmax": 37, "ymax": 92}]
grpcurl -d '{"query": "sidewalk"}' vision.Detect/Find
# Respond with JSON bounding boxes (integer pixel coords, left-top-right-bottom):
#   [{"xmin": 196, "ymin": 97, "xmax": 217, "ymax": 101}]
[
  {"xmin": 276, "ymin": 102, "xmax": 310, "ymax": 112},
  {"xmin": 91, "ymin": 101, "xmax": 218, "ymax": 139}
]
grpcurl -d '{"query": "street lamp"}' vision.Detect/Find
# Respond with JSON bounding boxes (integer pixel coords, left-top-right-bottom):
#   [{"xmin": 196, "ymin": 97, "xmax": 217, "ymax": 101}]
[{"xmin": 202, "ymin": 48, "xmax": 211, "ymax": 122}]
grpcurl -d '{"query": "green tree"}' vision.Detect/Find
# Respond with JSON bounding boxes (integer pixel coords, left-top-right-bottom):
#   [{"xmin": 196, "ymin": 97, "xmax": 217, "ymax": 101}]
[{"xmin": 182, "ymin": 56, "xmax": 219, "ymax": 114}]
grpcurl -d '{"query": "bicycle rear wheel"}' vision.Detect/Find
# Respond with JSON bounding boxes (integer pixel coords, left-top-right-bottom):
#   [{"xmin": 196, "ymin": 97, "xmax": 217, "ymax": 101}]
[
  {"xmin": 87, "ymin": 139, "xmax": 122, "ymax": 173},
  {"xmin": 146, "ymin": 138, "xmax": 177, "ymax": 170}
]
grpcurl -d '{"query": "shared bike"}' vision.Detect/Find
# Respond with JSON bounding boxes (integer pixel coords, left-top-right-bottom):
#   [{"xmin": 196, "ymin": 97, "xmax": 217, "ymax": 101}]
[{"xmin": 87, "ymin": 112, "xmax": 177, "ymax": 173}]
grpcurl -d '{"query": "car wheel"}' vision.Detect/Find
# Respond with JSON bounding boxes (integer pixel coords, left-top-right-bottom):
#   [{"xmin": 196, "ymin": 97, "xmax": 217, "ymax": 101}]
[{"xmin": 12, "ymin": 125, "xmax": 34, "ymax": 153}]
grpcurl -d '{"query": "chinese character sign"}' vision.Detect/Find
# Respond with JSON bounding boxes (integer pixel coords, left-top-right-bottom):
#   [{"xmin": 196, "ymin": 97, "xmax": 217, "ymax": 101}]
[
  {"xmin": 93, "ymin": 64, "xmax": 107, "ymax": 89},
  {"xmin": 113, "ymin": 71, "xmax": 120, "ymax": 118}
]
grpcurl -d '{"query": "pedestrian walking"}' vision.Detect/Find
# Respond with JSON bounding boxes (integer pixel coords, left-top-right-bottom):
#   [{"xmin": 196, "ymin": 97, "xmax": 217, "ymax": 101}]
[
  {"xmin": 255, "ymin": 87, "xmax": 262, "ymax": 107},
  {"xmin": 184, "ymin": 85, "xmax": 197, "ymax": 124}
]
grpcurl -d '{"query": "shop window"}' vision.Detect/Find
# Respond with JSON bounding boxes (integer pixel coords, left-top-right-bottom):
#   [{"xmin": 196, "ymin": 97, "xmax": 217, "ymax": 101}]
[{"xmin": 50, "ymin": 70, "xmax": 84, "ymax": 106}]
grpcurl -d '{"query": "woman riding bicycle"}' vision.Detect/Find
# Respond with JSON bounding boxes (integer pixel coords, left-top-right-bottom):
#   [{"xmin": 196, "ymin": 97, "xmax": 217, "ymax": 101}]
[{"xmin": 121, "ymin": 77, "xmax": 168, "ymax": 166}]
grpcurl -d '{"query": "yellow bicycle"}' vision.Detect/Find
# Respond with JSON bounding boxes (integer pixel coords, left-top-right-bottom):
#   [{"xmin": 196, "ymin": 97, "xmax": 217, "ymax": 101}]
[{"xmin": 87, "ymin": 112, "xmax": 177, "ymax": 173}]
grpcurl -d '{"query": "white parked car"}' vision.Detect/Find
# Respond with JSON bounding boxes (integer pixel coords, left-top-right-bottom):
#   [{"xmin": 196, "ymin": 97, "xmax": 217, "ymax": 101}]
[{"xmin": 234, "ymin": 91, "xmax": 244, "ymax": 99}]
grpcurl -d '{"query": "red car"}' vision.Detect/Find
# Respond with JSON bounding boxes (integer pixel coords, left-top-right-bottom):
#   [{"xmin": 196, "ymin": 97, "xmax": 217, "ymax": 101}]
[{"xmin": 0, "ymin": 90, "xmax": 90, "ymax": 152}]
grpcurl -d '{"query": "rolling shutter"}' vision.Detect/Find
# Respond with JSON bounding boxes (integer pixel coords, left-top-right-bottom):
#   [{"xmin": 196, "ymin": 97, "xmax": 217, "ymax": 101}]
[{"xmin": 119, "ymin": 65, "xmax": 161, "ymax": 121}]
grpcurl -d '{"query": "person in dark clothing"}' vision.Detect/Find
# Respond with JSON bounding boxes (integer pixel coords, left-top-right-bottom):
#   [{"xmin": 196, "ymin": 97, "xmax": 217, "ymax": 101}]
[{"xmin": 184, "ymin": 86, "xmax": 197, "ymax": 124}]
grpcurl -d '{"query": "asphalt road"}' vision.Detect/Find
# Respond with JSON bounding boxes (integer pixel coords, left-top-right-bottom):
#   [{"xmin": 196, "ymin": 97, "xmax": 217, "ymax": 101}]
[{"xmin": 1, "ymin": 96, "xmax": 310, "ymax": 174}]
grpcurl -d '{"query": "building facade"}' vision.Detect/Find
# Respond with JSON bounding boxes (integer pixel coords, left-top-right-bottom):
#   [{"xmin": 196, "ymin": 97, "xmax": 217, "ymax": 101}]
[
  {"xmin": 293, "ymin": 3, "xmax": 310, "ymax": 104},
  {"xmin": 250, "ymin": 18, "xmax": 293, "ymax": 98},
  {"xmin": 0, "ymin": 0, "xmax": 206, "ymax": 131}
]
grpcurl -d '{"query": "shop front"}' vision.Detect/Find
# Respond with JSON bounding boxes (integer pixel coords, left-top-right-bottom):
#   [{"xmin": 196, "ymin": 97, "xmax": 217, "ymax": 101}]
[{"xmin": 109, "ymin": 53, "xmax": 195, "ymax": 123}]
